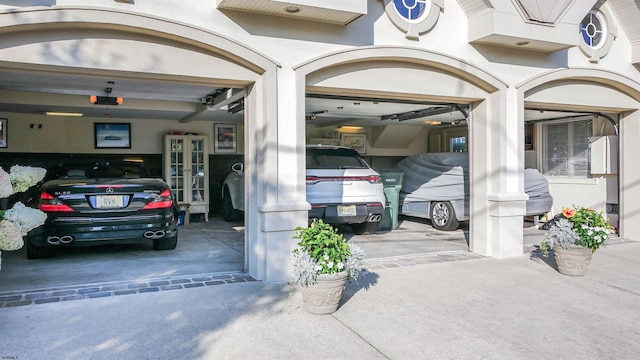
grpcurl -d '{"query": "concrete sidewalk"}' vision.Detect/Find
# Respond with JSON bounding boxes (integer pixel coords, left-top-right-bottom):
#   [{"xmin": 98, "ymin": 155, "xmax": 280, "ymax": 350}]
[{"xmin": 2, "ymin": 241, "xmax": 640, "ymax": 360}]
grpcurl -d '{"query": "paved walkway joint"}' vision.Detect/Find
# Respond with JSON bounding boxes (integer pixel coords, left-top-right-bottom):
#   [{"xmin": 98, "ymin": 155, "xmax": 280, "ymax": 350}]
[{"xmin": 0, "ymin": 272, "xmax": 254, "ymax": 308}]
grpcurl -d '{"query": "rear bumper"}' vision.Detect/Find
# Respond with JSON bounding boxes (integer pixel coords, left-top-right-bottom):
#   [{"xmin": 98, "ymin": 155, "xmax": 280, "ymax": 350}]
[
  {"xmin": 27, "ymin": 212, "xmax": 178, "ymax": 247},
  {"xmin": 309, "ymin": 202, "xmax": 384, "ymax": 224}
]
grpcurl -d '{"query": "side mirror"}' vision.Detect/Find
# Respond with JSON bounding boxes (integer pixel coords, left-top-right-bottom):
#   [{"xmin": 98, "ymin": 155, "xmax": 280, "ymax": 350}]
[{"xmin": 231, "ymin": 162, "xmax": 244, "ymax": 174}]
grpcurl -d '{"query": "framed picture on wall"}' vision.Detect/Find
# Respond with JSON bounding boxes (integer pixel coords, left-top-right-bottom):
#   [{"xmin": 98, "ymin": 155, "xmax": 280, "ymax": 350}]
[
  {"xmin": 0, "ymin": 118, "xmax": 7, "ymax": 148},
  {"xmin": 309, "ymin": 137, "xmax": 340, "ymax": 146},
  {"xmin": 341, "ymin": 133, "xmax": 367, "ymax": 154},
  {"xmin": 94, "ymin": 123, "xmax": 131, "ymax": 149},
  {"xmin": 214, "ymin": 123, "xmax": 237, "ymax": 154}
]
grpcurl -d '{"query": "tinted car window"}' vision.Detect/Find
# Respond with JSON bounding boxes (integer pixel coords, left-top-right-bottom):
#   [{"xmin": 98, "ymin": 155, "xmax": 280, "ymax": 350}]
[
  {"xmin": 306, "ymin": 148, "xmax": 367, "ymax": 169},
  {"xmin": 52, "ymin": 161, "xmax": 148, "ymax": 179}
]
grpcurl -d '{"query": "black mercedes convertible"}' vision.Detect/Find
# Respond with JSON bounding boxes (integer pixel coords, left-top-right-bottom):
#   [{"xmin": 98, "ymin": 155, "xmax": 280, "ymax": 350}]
[{"xmin": 25, "ymin": 160, "xmax": 179, "ymax": 259}]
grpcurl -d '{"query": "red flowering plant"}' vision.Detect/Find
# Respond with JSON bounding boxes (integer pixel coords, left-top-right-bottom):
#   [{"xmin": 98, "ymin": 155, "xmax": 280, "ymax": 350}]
[{"xmin": 540, "ymin": 206, "xmax": 610, "ymax": 257}]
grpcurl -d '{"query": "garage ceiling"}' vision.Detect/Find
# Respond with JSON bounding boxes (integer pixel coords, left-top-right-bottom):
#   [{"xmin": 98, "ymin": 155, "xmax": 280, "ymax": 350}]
[
  {"xmin": 0, "ymin": 68, "xmax": 241, "ymax": 123},
  {"xmin": 0, "ymin": 67, "xmax": 589, "ymax": 128}
]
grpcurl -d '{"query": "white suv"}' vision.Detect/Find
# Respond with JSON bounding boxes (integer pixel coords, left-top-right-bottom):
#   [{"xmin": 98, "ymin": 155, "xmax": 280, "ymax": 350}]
[{"xmin": 221, "ymin": 145, "xmax": 386, "ymax": 234}]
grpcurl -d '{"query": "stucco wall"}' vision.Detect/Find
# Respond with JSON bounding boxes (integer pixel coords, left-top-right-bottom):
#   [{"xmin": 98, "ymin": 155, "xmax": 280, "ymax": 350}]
[{"xmin": 3, "ymin": 1, "xmax": 633, "ymax": 84}]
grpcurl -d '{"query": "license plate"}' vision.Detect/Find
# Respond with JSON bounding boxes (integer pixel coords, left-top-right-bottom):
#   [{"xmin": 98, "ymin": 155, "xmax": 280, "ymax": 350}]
[
  {"xmin": 337, "ymin": 205, "xmax": 356, "ymax": 216},
  {"xmin": 95, "ymin": 195, "xmax": 124, "ymax": 208}
]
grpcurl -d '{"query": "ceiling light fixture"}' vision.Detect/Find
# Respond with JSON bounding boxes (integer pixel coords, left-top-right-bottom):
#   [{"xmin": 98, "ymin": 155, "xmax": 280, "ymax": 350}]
[
  {"xmin": 45, "ymin": 112, "xmax": 83, "ymax": 117},
  {"xmin": 285, "ymin": 6, "xmax": 300, "ymax": 13},
  {"xmin": 340, "ymin": 125, "xmax": 363, "ymax": 130},
  {"xmin": 91, "ymin": 84, "xmax": 123, "ymax": 105},
  {"xmin": 90, "ymin": 96, "xmax": 123, "ymax": 105}
]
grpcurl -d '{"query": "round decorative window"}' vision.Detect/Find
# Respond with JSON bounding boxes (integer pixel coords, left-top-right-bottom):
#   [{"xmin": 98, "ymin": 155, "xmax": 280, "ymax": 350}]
[
  {"xmin": 383, "ymin": 0, "xmax": 444, "ymax": 40},
  {"xmin": 578, "ymin": 9, "xmax": 616, "ymax": 63},
  {"xmin": 580, "ymin": 11, "xmax": 606, "ymax": 50},
  {"xmin": 393, "ymin": 0, "xmax": 429, "ymax": 23}
]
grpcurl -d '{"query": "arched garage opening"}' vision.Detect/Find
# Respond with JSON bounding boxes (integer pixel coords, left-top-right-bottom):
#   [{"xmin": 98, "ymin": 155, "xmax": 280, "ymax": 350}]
[
  {"xmin": 293, "ymin": 47, "xmax": 525, "ymax": 258},
  {"xmin": 0, "ymin": 7, "xmax": 278, "ymax": 288},
  {"xmin": 518, "ymin": 69, "xmax": 640, "ymax": 240}
]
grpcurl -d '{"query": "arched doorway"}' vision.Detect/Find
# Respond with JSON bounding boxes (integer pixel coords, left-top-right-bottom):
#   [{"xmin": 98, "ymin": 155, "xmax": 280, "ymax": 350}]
[
  {"xmin": 518, "ymin": 68, "xmax": 640, "ymax": 240},
  {"xmin": 294, "ymin": 46, "xmax": 526, "ymax": 258},
  {"xmin": 0, "ymin": 7, "xmax": 279, "ymax": 282}
]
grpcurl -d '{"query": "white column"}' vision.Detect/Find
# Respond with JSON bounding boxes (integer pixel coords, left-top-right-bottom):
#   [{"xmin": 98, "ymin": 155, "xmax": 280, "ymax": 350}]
[
  {"xmin": 469, "ymin": 88, "xmax": 527, "ymax": 258},
  {"xmin": 619, "ymin": 111, "xmax": 640, "ymax": 239},
  {"xmin": 246, "ymin": 66, "xmax": 310, "ymax": 282}
]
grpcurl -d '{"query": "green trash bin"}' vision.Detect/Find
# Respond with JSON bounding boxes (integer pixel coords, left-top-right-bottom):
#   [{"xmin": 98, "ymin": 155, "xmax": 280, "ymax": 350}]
[{"xmin": 377, "ymin": 169, "xmax": 404, "ymax": 231}]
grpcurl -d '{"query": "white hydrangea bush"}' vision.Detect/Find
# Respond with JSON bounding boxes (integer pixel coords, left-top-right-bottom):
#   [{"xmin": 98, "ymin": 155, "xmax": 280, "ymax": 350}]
[
  {"xmin": 3, "ymin": 202, "xmax": 47, "ymax": 236},
  {"xmin": 9, "ymin": 165, "xmax": 47, "ymax": 194},
  {"xmin": 0, "ymin": 167, "xmax": 11, "ymax": 198},
  {"xmin": 0, "ymin": 220, "xmax": 23, "ymax": 251},
  {"xmin": 0, "ymin": 165, "xmax": 48, "ymax": 270}
]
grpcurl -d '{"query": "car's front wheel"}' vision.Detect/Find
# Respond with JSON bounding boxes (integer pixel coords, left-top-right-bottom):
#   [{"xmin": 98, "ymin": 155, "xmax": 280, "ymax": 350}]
[
  {"xmin": 429, "ymin": 201, "xmax": 459, "ymax": 231},
  {"xmin": 351, "ymin": 221, "xmax": 380, "ymax": 235},
  {"xmin": 153, "ymin": 233, "xmax": 178, "ymax": 250}
]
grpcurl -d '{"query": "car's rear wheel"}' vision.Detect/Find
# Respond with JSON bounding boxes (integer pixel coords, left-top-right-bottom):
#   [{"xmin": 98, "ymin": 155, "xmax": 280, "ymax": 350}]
[
  {"xmin": 153, "ymin": 233, "xmax": 178, "ymax": 250},
  {"xmin": 429, "ymin": 201, "xmax": 459, "ymax": 231},
  {"xmin": 26, "ymin": 240, "xmax": 54, "ymax": 259},
  {"xmin": 222, "ymin": 187, "xmax": 243, "ymax": 222},
  {"xmin": 351, "ymin": 221, "xmax": 379, "ymax": 235}
]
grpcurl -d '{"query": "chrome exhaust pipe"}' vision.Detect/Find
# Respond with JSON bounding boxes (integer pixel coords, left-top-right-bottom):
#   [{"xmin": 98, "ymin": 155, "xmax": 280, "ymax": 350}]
[
  {"xmin": 60, "ymin": 235, "xmax": 74, "ymax": 244},
  {"xmin": 144, "ymin": 230, "xmax": 167, "ymax": 239},
  {"xmin": 367, "ymin": 214, "xmax": 382, "ymax": 222},
  {"xmin": 47, "ymin": 236, "xmax": 61, "ymax": 245}
]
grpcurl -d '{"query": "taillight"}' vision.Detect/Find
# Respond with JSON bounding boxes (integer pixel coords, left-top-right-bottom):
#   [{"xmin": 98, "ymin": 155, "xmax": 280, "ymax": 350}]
[
  {"xmin": 364, "ymin": 175, "xmax": 382, "ymax": 184},
  {"xmin": 306, "ymin": 175, "xmax": 382, "ymax": 185},
  {"xmin": 142, "ymin": 189, "xmax": 174, "ymax": 209},
  {"xmin": 39, "ymin": 192, "xmax": 74, "ymax": 212}
]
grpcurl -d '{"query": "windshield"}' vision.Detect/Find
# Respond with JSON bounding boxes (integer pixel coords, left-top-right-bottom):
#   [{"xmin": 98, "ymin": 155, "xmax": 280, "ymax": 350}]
[
  {"xmin": 306, "ymin": 148, "xmax": 368, "ymax": 170},
  {"xmin": 52, "ymin": 160, "xmax": 148, "ymax": 179}
]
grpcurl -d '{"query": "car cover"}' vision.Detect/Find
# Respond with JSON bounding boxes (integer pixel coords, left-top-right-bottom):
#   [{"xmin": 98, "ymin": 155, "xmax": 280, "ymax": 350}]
[
  {"xmin": 396, "ymin": 153, "xmax": 553, "ymax": 216},
  {"xmin": 523, "ymin": 168, "xmax": 554, "ymax": 216}
]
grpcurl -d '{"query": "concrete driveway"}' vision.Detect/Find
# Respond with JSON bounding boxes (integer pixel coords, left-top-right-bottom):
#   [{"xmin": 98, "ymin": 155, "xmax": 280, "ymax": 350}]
[
  {"xmin": 0, "ymin": 216, "xmax": 245, "ymax": 293},
  {"xmin": 0, "ymin": 215, "xmax": 546, "ymax": 295}
]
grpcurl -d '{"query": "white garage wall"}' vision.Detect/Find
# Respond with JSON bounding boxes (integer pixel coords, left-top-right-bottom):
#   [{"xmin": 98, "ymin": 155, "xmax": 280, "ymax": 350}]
[
  {"xmin": 547, "ymin": 178, "xmax": 609, "ymax": 217},
  {"xmin": 1, "ymin": 112, "xmax": 244, "ymax": 155}
]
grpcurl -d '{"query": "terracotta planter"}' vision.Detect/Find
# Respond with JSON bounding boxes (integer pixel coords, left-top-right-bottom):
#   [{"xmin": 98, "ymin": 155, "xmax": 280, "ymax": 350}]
[
  {"xmin": 553, "ymin": 245, "xmax": 593, "ymax": 276},
  {"xmin": 301, "ymin": 271, "xmax": 348, "ymax": 315}
]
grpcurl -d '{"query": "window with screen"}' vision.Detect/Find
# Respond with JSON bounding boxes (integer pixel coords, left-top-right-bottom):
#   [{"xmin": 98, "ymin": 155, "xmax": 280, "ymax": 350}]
[{"xmin": 541, "ymin": 119, "xmax": 592, "ymax": 177}]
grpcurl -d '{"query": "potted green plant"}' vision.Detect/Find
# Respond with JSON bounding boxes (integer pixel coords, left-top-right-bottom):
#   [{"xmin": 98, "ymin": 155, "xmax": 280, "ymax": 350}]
[
  {"xmin": 539, "ymin": 206, "xmax": 611, "ymax": 276},
  {"xmin": 290, "ymin": 219, "xmax": 365, "ymax": 314}
]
